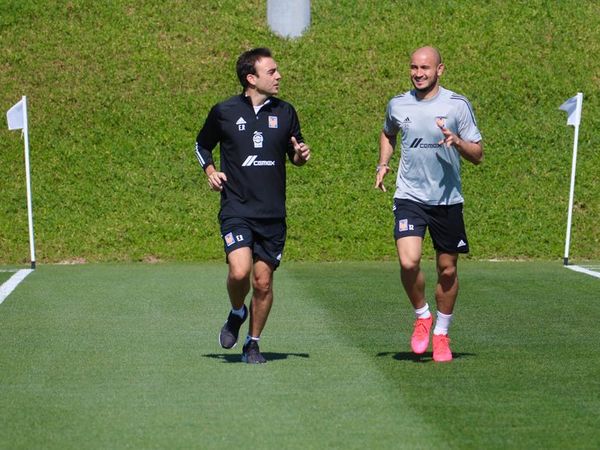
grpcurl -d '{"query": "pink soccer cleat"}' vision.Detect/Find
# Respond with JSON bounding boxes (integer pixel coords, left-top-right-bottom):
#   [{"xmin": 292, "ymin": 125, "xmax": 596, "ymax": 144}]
[
  {"xmin": 433, "ymin": 334, "xmax": 453, "ymax": 362},
  {"xmin": 411, "ymin": 316, "xmax": 433, "ymax": 354}
]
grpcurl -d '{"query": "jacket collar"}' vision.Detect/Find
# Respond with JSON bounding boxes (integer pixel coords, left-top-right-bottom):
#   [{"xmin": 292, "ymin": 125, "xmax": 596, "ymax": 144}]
[{"xmin": 239, "ymin": 93, "xmax": 276, "ymax": 109}]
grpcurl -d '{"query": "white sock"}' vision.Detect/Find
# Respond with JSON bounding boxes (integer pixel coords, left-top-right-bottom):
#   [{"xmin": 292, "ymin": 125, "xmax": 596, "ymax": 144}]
[
  {"xmin": 414, "ymin": 303, "xmax": 431, "ymax": 319},
  {"xmin": 231, "ymin": 305, "xmax": 246, "ymax": 319},
  {"xmin": 244, "ymin": 335, "xmax": 260, "ymax": 345},
  {"xmin": 434, "ymin": 311, "xmax": 453, "ymax": 335}
]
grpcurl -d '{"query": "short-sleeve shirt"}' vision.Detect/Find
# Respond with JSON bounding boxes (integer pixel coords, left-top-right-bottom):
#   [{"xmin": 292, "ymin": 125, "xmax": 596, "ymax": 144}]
[
  {"xmin": 383, "ymin": 86, "xmax": 482, "ymax": 205},
  {"xmin": 196, "ymin": 94, "xmax": 302, "ymax": 219}
]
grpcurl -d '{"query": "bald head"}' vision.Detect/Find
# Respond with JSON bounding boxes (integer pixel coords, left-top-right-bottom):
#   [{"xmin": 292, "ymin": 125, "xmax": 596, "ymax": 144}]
[
  {"xmin": 411, "ymin": 46, "xmax": 442, "ymax": 66},
  {"xmin": 409, "ymin": 46, "xmax": 444, "ymax": 99}
]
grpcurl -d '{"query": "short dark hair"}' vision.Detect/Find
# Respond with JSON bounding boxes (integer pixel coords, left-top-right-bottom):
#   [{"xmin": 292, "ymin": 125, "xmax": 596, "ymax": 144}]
[{"xmin": 236, "ymin": 47, "xmax": 272, "ymax": 89}]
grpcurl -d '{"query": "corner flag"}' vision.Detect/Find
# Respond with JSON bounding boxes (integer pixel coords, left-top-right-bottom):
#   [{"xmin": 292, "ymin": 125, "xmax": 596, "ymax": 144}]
[
  {"xmin": 7, "ymin": 98, "xmax": 25, "ymax": 130},
  {"xmin": 6, "ymin": 96, "xmax": 36, "ymax": 269},
  {"xmin": 559, "ymin": 93, "xmax": 583, "ymax": 267},
  {"xmin": 559, "ymin": 93, "xmax": 582, "ymax": 127}
]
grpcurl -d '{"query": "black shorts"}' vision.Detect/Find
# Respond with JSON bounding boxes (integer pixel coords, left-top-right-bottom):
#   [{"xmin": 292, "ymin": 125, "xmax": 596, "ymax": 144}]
[
  {"xmin": 393, "ymin": 198, "xmax": 469, "ymax": 254},
  {"xmin": 220, "ymin": 217, "xmax": 287, "ymax": 269}
]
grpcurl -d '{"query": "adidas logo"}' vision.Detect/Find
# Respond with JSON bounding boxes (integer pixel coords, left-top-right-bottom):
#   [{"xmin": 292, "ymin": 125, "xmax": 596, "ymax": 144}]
[
  {"xmin": 236, "ymin": 117, "xmax": 246, "ymax": 131},
  {"xmin": 457, "ymin": 240, "xmax": 467, "ymax": 248},
  {"xmin": 400, "ymin": 117, "xmax": 412, "ymax": 131}
]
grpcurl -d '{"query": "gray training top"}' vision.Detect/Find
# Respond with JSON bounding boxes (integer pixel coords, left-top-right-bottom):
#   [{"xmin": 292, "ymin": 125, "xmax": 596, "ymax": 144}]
[{"xmin": 383, "ymin": 86, "xmax": 482, "ymax": 206}]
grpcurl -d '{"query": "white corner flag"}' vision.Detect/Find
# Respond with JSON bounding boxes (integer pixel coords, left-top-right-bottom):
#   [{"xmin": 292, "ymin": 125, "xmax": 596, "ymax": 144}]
[
  {"xmin": 6, "ymin": 96, "xmax": 36, "ymax": 269},
  {"xmin": 559, "ymin": 93, "xmax": 583, "ymax": 127},
  {"xmin": 559, "ymin": 93, "xmax": 583, "ymax": 267},
  {"xmin": 7, "ymin": 98, "xmax": 25, "ymax": 130}
]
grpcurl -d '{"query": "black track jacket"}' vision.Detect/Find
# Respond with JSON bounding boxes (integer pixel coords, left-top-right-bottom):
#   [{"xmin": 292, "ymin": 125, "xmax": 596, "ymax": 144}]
[{"xmin": 195, "ymin": 94, "xmax": 303, "ymax": 220}]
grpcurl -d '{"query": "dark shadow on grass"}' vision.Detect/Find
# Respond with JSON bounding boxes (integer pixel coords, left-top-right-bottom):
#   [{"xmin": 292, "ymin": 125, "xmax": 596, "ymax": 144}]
[
  {"xmin": 203, "ymin": 352, "xmax": 310, "ymax": 363},
  {"xmin": 376, "ymin": 351, "xmax": 476, "ymax": 363}
]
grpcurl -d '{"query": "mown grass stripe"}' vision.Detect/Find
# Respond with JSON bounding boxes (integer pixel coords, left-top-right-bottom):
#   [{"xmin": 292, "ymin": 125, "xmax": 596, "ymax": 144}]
[
  {"xmin": 288, "ymin": 261, "xmax": 600, "ymax": 448},
  {"xmin": 268, "ymin": 265, "xmax": 446, "ymax": 448}
]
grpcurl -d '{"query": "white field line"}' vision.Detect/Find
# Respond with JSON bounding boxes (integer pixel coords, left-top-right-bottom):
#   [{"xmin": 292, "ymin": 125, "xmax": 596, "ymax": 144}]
[
  {"xmin": 0, "ymin": 269, "xmax": 34, "ymax": 305},
  {"xmin": 565, "ymin": 265, "xmax": 600, "ymax": 279}
]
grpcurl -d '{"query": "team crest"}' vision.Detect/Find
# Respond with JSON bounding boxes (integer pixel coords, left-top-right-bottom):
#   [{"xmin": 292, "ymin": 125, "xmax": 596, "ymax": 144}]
[
  {"xmin": 253, "ymin": 131, "xmax": 263, "ymax": 148},
  {"xmin": 268, "ymin": 116, "xmax": 278, "ymax": 128},
  {"xmin": 399, "ymin": 219, "xmax": 409, "ymax": 232},
  {"xmin": 224, "ymin": 232, "xmax": 235, "ymax": 247}
]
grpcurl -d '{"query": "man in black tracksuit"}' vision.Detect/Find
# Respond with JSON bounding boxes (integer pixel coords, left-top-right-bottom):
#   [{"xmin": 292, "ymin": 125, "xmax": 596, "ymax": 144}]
[{"xmin": 195, "ymin": 48, "xmax": 311, "ymax": 364}]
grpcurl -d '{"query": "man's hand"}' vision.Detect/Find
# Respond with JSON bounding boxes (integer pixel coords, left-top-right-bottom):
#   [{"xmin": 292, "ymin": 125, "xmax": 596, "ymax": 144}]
[
  {"xmin": 436, "ymin": 118, "xmax": 461, "ymax": 148},
  {"xmin": 376, "ymin": 131, "xmax": 395, "ymax": 193},
  {"xmin": 291, "ymin": 136, "xmax": 310, "ymax": 164},
  {"xmin": 374, "ymin": 163, "xmax": 390, "ymax": 192},
  {"xmin": 205, "ymin": 166, "xmax": 227, "ymax": 192},
  {"xmin": 436, "ymin": 118, "xmax": 483, "ymax": 164}
]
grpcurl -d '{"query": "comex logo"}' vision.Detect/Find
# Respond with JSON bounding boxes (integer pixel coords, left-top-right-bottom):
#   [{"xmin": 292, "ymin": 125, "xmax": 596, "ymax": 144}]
[
  {"xmin": 409, "ymin": 138, "xmax": 442, "ymax": 149},
  {"xmin": 242, "ymin": 155, "xmax": 275, "ymax": 167}
]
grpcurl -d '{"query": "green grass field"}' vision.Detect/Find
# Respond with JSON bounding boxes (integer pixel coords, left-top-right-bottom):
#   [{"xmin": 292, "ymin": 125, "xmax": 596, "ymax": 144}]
[
  {"xmin": 1, "ymin": 261, "xmax": 598, "ymax": 449},
  {"xmin": 2, "ymin": 2, "xmax": 599, "ymax": 448}
]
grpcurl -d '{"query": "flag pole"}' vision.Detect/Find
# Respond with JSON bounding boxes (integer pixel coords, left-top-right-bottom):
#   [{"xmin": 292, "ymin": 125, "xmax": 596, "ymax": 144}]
[
  {"xmin": 562, "ymin": 92, "xmax": 583, "ymax": 266},
  {"xmin": 22, "ymin": 96, "xmax": 36, "ymax": 270},
  {"xmin": 563, "ymin": 123, "xmax": 579, "ymax": 266}
]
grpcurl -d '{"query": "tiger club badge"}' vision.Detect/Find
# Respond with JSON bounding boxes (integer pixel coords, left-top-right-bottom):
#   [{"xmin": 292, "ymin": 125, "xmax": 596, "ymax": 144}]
[{"xmin": 253, "ymin": 131, "xmax": 263, "ymax": 148}]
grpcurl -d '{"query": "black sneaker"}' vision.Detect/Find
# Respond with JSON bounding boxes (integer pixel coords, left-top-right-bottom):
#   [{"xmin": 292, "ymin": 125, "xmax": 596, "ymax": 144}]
[
  {"xmin": 219, "ymin": 305, "xmax": 248, "ymax": 349},
  {"xmin": 242, "ymin": 339, "xmax": 267, "ymax": 364}
]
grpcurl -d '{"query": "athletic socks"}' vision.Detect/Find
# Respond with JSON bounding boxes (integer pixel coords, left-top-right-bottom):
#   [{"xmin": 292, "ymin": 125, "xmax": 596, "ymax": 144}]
[
  {"xmin": 414, "ymin": 304, "xmax": 453, "ymax": 335},
  {"xmin": 433, "ymin": 311, "xmax": 453, "ymax": 335},
  {"xmin": 244, "ymin": 335, "xmax": 260, "ymax": 346},
  {"xmin": 414, "ymin": 303, "xmax": 431, "ymax": 319}
]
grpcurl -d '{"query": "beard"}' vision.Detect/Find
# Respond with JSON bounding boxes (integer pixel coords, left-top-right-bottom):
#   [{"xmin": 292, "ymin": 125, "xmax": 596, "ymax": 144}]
[{"xmin": 412, "ymin": 80, "xmax": 439, "ymax": 98}]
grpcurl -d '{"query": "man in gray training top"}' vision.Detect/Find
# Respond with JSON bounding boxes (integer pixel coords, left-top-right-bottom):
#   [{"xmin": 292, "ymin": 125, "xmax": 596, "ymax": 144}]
[{"xmin": 374, "ymin": 46, "xmax": 483, "ymax": 362}]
